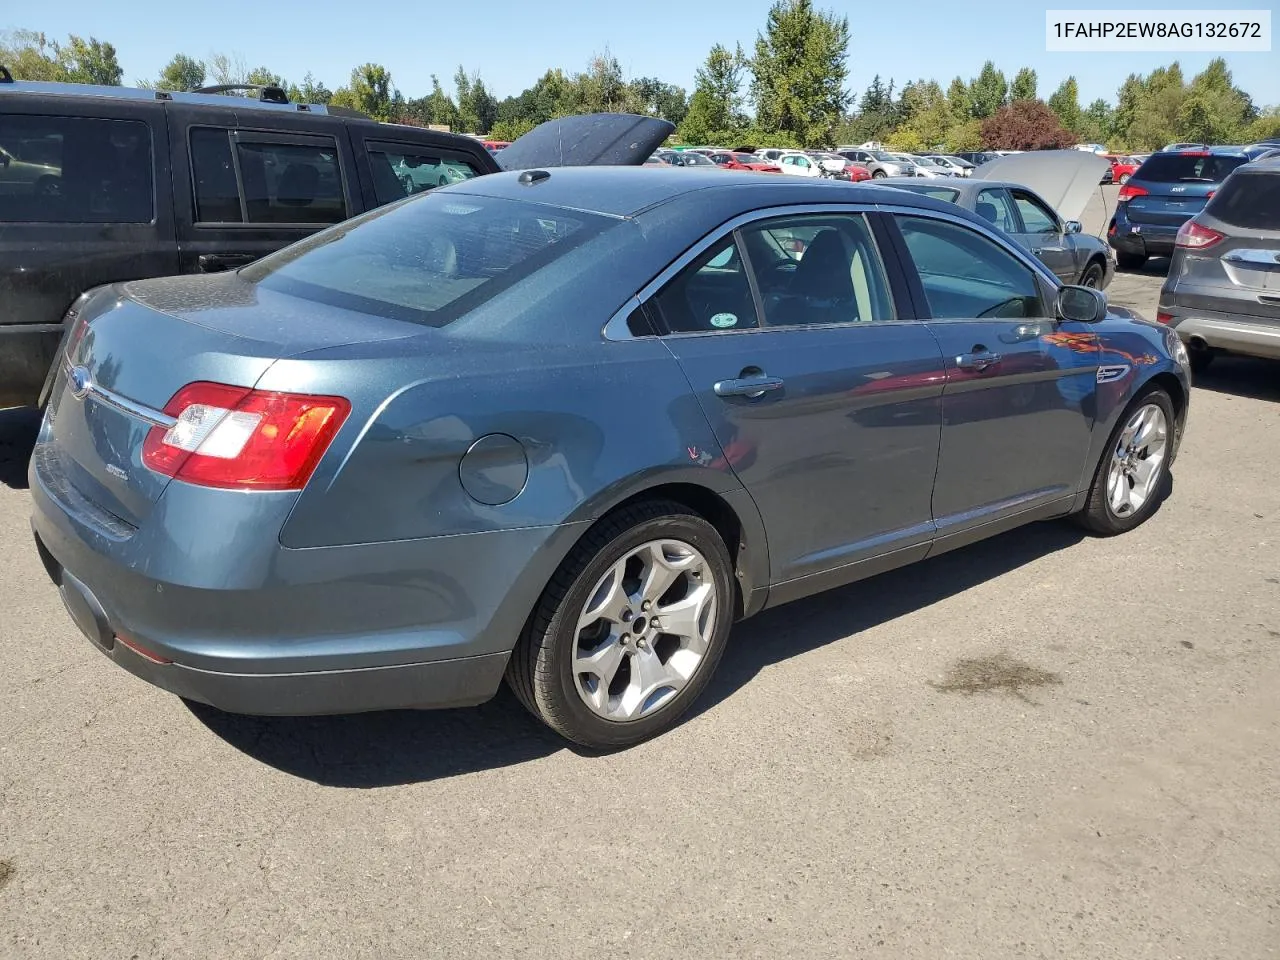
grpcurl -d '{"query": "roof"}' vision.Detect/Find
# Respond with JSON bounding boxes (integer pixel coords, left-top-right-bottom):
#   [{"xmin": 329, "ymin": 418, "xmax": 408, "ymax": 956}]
[
  {"xmin": 445, "ymin": 166, "xmax": 969, "ymax": 220},
  {"xmin": 0, "ymin": 77, "xmax": 349, "ymax": 117}
]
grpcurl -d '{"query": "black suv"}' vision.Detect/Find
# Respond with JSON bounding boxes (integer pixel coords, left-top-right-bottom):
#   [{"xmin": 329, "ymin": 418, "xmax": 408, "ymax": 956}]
[{"xmin": 0, "ymin": 70, "xmax": 670, "ymax": 408}]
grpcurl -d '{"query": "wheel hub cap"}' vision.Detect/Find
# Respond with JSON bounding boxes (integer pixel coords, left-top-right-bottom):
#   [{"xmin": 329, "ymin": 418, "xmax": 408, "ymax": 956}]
[
  {"xmin": 572, "ymin": 539, "xmax": 718, "ymax": 722},
  {"xmin": 1106, "ymin": 403, "xmax": 1168, "ymax": 518}
]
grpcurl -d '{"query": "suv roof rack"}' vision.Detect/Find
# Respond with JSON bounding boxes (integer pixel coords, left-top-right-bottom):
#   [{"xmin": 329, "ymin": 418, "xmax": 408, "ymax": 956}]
[{"xmin": 192, "ymin": 83, "xmax": 289, "ymax": 104}]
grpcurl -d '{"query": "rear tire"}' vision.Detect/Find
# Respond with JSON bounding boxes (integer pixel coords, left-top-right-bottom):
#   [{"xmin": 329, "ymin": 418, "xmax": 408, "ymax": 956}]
[
  {"xmin": 1073, "ymin": 385, "xmax": 1176, "ymax": 536},
  {"xmin": 507, "ymin": 500, "xmax": 735, "ymax": 750},
  {"xmin": 1079, "ymin": 261, "xmax": 1106, "ymax": 288},
  {"xmin": 1116, "ymin": 251, "xmax": 1146, "ymax": 270}
]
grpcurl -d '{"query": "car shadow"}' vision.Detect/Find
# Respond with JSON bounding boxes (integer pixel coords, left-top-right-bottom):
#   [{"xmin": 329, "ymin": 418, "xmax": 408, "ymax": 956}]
[
  {"xmin": 0, "ymin": 406, "xmax": 40, "ymax": 489},
  {"xmin": 1116, "ymin": 257, "xmax": 1171, "ymax": 278},
  {"xmin": 190, "ymin": 519, "xmax": 1090, "ymax": 788},
  {"xmin": 1192, "ymin": 355, "xmax": 1280, "ymax": 403}
]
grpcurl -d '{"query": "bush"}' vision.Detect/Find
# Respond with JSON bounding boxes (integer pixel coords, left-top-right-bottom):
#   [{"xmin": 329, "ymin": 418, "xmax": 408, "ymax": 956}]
[{"xmin": 980, "ymin": 100, "xmax": 1076, "ymax": 150}]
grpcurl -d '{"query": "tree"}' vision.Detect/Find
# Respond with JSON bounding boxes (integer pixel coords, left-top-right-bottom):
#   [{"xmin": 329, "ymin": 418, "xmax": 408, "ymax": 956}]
[
  {"xmin": 154, "ymin": 54, "xmax": 206, "ymax": 92},
  {"xmin": 288, "ymin": 72, "xmax": 333, "ymax": 106},
  {"xmin": 679, "ymin": 44, "xmax": 746, "ymax": 143},
  {"xmin": 946, "ymin": 76, "xmax": 971, "ymax": 121},
  {"xmin": 207, "ymin": 52, "xmax": 249, "ymax": 87},
  {"xmin": 981, "ymin": 99, "xmax": 1075, "ymax": 150},
  {"xmin": 1078, "ymin": 98, "xmax": 1113, "ymax": 145},
  {"xmin": 571, "ymin": 49, "xmax": 632, "ymax": 114},
  {"xmin": 947, "ymin": 118, "xmax": 984, "ymax": 152},
  {"xmin": 1245, "ymin": 106, "xmax": 1280, "ymax": 142},
  {"xmin": 1010, "ymin": 67, "xmax": 1038, "ymax": 102},
  {"xmin": 1126, "ymin": 63, "xmax": 1185, "ymax": 149},
  {"xmin": 1176, "ymin": 58, "xmax": 1253, "ymax": 143},
  {"xmin": 245, "ymin": 67, "xmax": 286, "ymax": 91},
  {"xmin": 968, "ymin": 61, "xmax": 1008, "ymax": 119},
  {"xmin": 331, "ymin": 63, "xmax": 397, "ymax": 121},
  {"xmin": 1048, "ymin": 76, "xmax": 1082, "ymax": 135},
  {"xmin": 895, "ymin": 80, "xmax": 952, "ymax": 149},
  {"xmin": 631, "ymin": 77, "xmax": 688, "ymax": 125},
  {"xmin": 749, "ymin": 0, "xmax": 851, "ymax": 146},
  {"xmin": 488, "ymin": 118, "xmax": 536, "ymax": 141},
  {"xmin": 61, "ymin": 36, "xmax": 123, "ymax": 86},
  {"xmin": 1110, "ymin": 73, "xmax": 1146, "ymax": 147},
  {"xmin": 848, "ymin": 74, "xmax": 896, "ymax": 143},
  {"xmin": 0, "ymin": 30, "xmax": 68, "ymax": 81}
]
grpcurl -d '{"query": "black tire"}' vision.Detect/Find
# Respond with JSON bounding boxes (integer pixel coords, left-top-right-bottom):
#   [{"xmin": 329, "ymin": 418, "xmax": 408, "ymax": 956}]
[
  {"xmin": 1188, "ymin": 347, "xmax": 1213, "ymax": 374},
  {"xmin": 1079, "ymin": 261, "xmax": 1106, "ymax": 288},
  {"xmin": 1116, "ymin": 250, "xmax": 1146, "ymax": 270},
  {"xmin": 872, "ymin": 169, "xmax": 886, "ymax": 179},
  {"xmin": 1073, "ymin": 385, "xmax": 1176, "ymax": 536},
  {"xmin": 507, "ymin": 499, "xmax": 735, "ymax": 749},
  {"xmin": 34, "ymin": 175, "xmax": 61, "ymax": 199}
]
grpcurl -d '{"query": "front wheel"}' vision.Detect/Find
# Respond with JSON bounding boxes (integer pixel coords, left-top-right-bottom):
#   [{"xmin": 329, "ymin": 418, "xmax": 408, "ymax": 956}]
[
  {"xmin": 872, "ymin": 169, "xmax": 886, "ymax": 179},
  {"xmin": 1074, "ymin": 386, "xmax": 1176, "ymax": 535},
  {"xmin": 1080, "ymin": 261, "xmax": 1106, "ymax": 288},
  {"xmin": 507, "ymin": 500, "xmax": 735, "ymax": 749}
]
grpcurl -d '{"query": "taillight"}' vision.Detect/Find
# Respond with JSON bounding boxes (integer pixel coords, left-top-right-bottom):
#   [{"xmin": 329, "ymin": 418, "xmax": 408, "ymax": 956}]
[
  {"xmin": 1117, "ymin": 183, "xmax": 1148, "ymax": 202},
  {"xmin": 1175, "ymin": 220, "xmax": 1224, "ymax": 249},
  {"xmin": 142, "ymin": 382, "xmax": 351, "ymax": 491},
  {"xmin": 1156, "ymin": 312, "xmax": 1173, "ymax": 325}
]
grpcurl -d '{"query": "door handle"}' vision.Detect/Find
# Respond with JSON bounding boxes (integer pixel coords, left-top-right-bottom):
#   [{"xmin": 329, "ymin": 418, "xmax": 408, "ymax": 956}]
[
  {"xmin": 197, "ymin": 253, "xmax": 257, "ymax": 273},
  {"xmin": 713, "ymin": 373, "xmax": 785, "ymax": 399},
  {"xmin": 956, "ymin": 350, "xmax": 1002, "ymax": 372}
]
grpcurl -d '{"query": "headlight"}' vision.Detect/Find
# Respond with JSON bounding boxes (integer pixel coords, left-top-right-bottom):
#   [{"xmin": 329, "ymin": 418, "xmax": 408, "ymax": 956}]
[{"xmin": 1168, "ymin": 331, "xmax": 1190, "ymax": 371}]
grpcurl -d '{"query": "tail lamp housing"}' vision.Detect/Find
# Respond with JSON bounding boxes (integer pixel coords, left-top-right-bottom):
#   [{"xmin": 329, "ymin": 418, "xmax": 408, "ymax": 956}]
[
  {"xmin": 142, "ymin": 382, "xmax": 351, "ymax": 491},
  {"xmin": 1175, "ymin": 220, "xmax": 1224, "ymax": 249}
]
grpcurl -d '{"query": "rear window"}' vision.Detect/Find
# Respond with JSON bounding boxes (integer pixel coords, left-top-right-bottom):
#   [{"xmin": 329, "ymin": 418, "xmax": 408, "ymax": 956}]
[
  {"xmin": 1136, "ymin": 153, "xmax": 1248, "ymax": 184},
  {"xmin": 0, "ymin": 114, "xmax": 153, "ymax": 223},
  {"xmin": 884, "ymin": 184, "xmax": 961, "ymax": 203},
  {"xmin": 1204, "ymin": 171, "xmax": 1280, "ymax": 230},
  {"xmin": 240, "ymin": 192, "xmax": 610, "ymax": 327}
]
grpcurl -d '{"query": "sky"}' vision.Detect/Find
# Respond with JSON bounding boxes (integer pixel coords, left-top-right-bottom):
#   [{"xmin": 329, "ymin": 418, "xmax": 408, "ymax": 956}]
[{"xmin": 7, "ymin": 0, "xmax": 1279, "ymax": 109}]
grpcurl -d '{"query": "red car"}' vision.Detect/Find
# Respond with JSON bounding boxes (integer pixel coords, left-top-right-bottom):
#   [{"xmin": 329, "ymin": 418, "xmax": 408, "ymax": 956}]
[
  {"xmin": 1106, "ymin": 155, "xmax": 1140, "ymax": 185},
  {"xmin": 708, "ymin": 151, "xmax": 782, "ymax": 173}
]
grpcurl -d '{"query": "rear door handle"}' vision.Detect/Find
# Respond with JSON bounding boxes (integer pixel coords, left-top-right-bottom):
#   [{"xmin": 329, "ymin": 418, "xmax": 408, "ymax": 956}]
[
  {"xmin": 197, "ymin": 253, "xmax": 257, "ymax": 273},
  {"xmin": 956, "ymin": 350, "xmax": 1002, "ymax": 372},
  {"xmin": 714, "ymin": 374, "xmax": 785, "ymax": 398}
]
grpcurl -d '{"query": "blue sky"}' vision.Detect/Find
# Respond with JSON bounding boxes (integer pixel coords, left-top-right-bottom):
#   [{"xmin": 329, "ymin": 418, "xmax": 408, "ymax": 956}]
[{"xmin": 8, "ymin": 0, "xmax": 1279, "ymax": 108}]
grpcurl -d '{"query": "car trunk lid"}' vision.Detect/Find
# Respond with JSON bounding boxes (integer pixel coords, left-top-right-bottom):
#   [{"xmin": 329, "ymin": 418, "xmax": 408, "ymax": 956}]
[
  {"xmin": 40, "ymin": 273, "xmax": 423, "ymax": 529},
  {"xmin": 495, "ymin": 113, "xmax": 675, "ymax": 171}
]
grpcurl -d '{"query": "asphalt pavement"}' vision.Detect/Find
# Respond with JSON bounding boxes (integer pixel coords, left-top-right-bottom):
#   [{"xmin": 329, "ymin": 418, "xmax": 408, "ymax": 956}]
[{"xmin": 1, "ymin": 185, "xmax": 1278, "ymax": 959}]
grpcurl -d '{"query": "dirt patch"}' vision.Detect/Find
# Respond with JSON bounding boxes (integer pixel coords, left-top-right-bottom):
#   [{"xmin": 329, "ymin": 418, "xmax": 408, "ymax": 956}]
[
  {"xmin": 930, "ymin": 654, "xmax": 1062, "ymax": 703},
  {"xmin": 0, "ymin": 859, "xmax": 14, "ymax": 893}
]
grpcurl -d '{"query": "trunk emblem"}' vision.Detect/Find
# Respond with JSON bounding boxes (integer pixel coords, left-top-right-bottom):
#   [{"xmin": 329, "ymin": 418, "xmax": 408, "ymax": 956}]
[{"xmin": 69, "ymin": 366, "xmax": 92, "ymax": 399}]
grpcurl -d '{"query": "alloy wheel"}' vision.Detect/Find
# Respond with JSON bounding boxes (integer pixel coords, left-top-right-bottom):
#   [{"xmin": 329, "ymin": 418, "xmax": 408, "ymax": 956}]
[
  {"xmin": 573, "ymin": 539, "xmax": 718, "ymax": 722},
  {"xmin": 1106, "ymin": 403, "xmax": 1168, "ymax": 518}
]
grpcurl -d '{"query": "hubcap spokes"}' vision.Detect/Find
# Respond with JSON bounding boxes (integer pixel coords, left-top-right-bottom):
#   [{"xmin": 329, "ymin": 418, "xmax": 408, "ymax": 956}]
[
  {"xmin": 573, "ymin": 540, "xmax": 717, "ymax": 722},
  {"xmin": 1107, "ymin": 403, "xmax": 1168, "ymax": 517}
]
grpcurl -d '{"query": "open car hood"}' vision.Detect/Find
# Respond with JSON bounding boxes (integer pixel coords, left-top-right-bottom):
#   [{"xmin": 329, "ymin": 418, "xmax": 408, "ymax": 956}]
[
  {"xmin": 496, "ymin": 114, "xmax": 675, "ymax": 170},
  {"xmin": 971, "ymin": 150, "xmax": 1109, "ymax": 222}
]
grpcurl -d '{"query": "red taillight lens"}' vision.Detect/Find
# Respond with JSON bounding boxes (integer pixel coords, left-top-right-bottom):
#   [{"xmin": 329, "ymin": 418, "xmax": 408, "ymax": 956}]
[
  {"xmin": 1175, "ymin": 220, "xmax": 1224, "ymax": 249},
  {"xmin": 142, "ymin": 382, "xmax": 351, "ymax": 491},
  {"xmin": 1156, "ymin": 312, "xmax": 1173, "ymax": 325},
  {"xmin": 1117, "ymin": 183, "xmax": 1148, "ymax": 202}
]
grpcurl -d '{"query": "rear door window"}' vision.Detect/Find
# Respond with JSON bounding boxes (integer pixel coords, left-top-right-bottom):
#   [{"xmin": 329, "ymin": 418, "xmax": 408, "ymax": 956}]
[
  {"xmin": 365, "ymin": 142, "xmax": 482, "ymax": 206},
  {"xmin": 0, "ymin": 114, "xmax": 153, "ymax": 223},
  {"xmin": 189, "ymin": 128, "xmax": 348, "ymax": 225},
  {"xmin": 653, "ymin": 235, "xmax": 761, "ymax": 334},
  {"xmin": 1136, "ymin": 153, "xmax": 1249, "ymax": 184},
  {"xmin": 1205, "ymin": 173, "xmax": 1280, "ymax": 230}
]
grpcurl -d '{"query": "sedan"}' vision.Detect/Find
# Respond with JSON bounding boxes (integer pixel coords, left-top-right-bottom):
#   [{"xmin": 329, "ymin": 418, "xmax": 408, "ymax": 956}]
[
  {"xmin": 31, "ymin": 167, "xmax": 1190, "ymax": 749},
  {"xmin": 707, "ymin": 151, "xmax": 781, "ymax": 173}
]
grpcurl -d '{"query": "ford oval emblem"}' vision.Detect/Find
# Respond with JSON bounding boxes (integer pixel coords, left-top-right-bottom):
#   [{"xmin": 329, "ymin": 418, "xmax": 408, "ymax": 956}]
[{"xmin": 69, "ymin": 365, "xmax": 91, "ymax": 399}]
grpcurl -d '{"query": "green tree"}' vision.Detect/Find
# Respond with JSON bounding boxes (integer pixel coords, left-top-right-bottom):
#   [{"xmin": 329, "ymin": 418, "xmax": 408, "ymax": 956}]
[
  {"xmin": 848, "ymin": 74, "xmax": 896, "ymax": 143},
  {"xmin": 946, "ymin": 118, "xmax": 984, "ymax": 152},
  {"xmin": 61, "ymin": 35, "xmax": 123, "ymax": 85},
  {"xmin": 488, "ymin": 118, "xmax": 536, "ymax": 141},
  {"xmin": 331, "ymin": 63, "xmax": 397, "ymax": 121},
  {"xmin": 570, "ymin": 49, "xmax": 633, "ymax": 114},
  {"xmin": 1010, "ymin": 67, "xmax": 1037, "ymax": 102},
  {"xmin": 749, "ymin": 0, "xmax": 851, "ymax": 146},
  {"xmin": 678, "ymin": 44, "xmax": 746, "ymax": 143},
  {"xmin": 1127, "ymin": 63, "xmax": 1185, "ymax": 149},
  {"xmin": 0, "ymin": 30, "xmax": 68, "ymax": 81},
  {"xmin": 287, "ymin": 72, "xmax": 333, "ymax": 106},
  {"xmin": 946, "ymin": 76, "xmax": 971, "ymax": 121},
  {"xmin": 207, "ymin": 52, "xmax": 249, "ymax": 87},
  {"xmin": 968, "ymin": 61, "xmax": 1008, "ymax": 119},
  {"xmin": 1048, "ymin": 76, "xmax": 1082, "ymax": 135},
  {"xmin": 1176, "ymin": 57, "xmax": 1253, "ymax": 143},
  {"xmin": 154, "ymin": 54, "xmax": 206, "ymax": 92},
  {"xmin": 1110, "ymin": 73, "xmax": 1146, "ymax": 147},
  {"xmin": 245, "ymin": 66, "xmax": 286, "ymax": 91},
  {"xmin": 631, "ymin": 77, "xmax": 688, "ymax": 125},
  {"xmin": 1078, "ymin": 98, "xmax": 1113, "ymax": 145},
  {"xmin": 896, "ymin": 80, "xmax": 952, "ymax": 149},
  {"xmin": 1245, "ymin": 106, "xmax": 1280, "ymax": 142}
]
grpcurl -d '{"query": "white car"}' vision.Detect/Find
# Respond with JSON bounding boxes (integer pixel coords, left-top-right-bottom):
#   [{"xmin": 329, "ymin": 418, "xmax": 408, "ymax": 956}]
[
  {"xmin": 921, "ymin": 154, "xmax": 973, "ymax": 177},
  {"xmin": 776, "ymin": 152, "xmax": 825, "ymax": 178},
  {"xmin": 903, "ymin": 155, "xmax": 959, "ymax": 179}
]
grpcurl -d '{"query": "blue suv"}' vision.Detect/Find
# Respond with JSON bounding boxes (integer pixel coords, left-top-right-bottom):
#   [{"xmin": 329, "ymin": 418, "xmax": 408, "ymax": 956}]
[{"xmin": 1108, "ymin": 147, "xmax": 1252, "ymax": 269}]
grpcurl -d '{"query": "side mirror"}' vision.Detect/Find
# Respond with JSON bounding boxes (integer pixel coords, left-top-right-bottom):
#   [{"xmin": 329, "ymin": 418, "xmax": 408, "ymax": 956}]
[
  {"xmin": 1057, "ymin": 284, "xmax": 1107, "ymax": 323},
  {"xmin": 1065, "ymin": 220, "xmax": 1083, "ymax": 234}
]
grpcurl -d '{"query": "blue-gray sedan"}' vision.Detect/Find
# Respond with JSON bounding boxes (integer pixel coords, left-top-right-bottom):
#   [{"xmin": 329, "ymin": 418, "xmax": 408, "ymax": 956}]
[{"xmin": 31, "ymin": 168, "xmax": 1192, "ymax": 748}]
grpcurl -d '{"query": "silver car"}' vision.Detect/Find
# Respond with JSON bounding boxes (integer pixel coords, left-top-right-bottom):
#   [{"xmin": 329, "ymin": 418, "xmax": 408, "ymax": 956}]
[
  {"xmin": 1157, "ymin": 158, "xmax": 1280, "ymax": 372},
  {"xmin": 838, "ymin": 149, "xmax": 917, "ymax": 178}
]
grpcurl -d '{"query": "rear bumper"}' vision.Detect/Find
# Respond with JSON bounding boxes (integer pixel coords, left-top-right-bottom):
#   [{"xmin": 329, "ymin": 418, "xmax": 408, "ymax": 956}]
[
  {"xmin": 28, "ymin": 450, "xmax": 579, "ymax": 715},
  {"xmin": 1108, "ymin": 219, "xmax": 1179, "ymax": 257},
  {"xmin": 1159, "ymin": 299, "xmax": 1280, "ymax": 360}
]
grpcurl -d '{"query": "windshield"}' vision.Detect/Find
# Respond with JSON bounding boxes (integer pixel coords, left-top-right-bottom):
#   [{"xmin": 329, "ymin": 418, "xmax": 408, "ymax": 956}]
[
  {"xmin": 681, "ymin": 153, "xmax": 715, "ymax": 166},
  {"xmin": 240, "ymin": 193, "xmax": 611, "ymax": 327},
  {"xmin": 915, "ymin": 157, "xmax": 942, "ymax": 168},
  {"xmin": 1136, "ymin": 153, "xmax": 1249, "ymax": 183}
]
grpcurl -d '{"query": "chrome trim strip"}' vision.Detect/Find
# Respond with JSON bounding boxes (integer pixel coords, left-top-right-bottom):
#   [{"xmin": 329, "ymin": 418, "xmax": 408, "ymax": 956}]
[
  {"xmin": 61, "ymin": 357, "xmax": 176, "ymax": 428},
  {"xmin": 602, "ymin": 296, "xmax": 643, "ymax": 342}
]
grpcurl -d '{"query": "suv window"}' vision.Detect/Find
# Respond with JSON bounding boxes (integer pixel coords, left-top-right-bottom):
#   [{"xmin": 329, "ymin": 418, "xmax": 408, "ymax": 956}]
[
  {"xmin": 741, "ymin": 214, "xmax": 895, "ymax": 326},
  {"xmin": 190, "ymin": 128, "xmax": 347, "ymax": 225},
  {"xmin": 0, "ymin": 115, "xmax": 153, "ymax": 223},
  {"xmin": 898, "ymin": 215, "xmax": 1046, "ymax": 320},
  {"xmin": 366, "ymin": 143, "xmax": 481, "ymax": 205},
  {"xmin": 1136, "ymin": 153, "xmax": 1249, "ymax": 184},
  {"xmin": 1011, "ymin": 190, "xmax": 1059, "ymax": 234},
  {"xmin": 1205, "ymin": 171, "xmax": 1280, "ymax": 230},
  {"xmin": 654, "ymin": 235, "xmax": 760, "ymax": 334}
]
